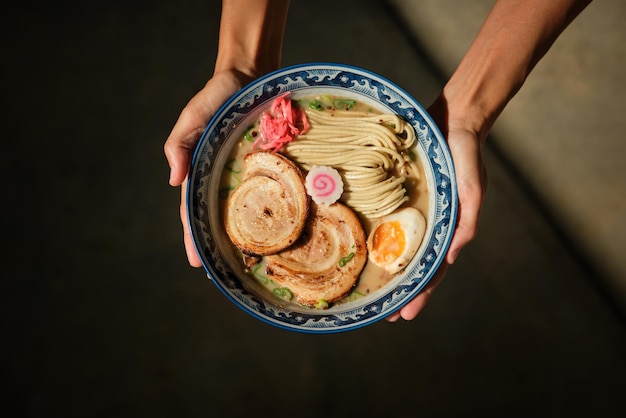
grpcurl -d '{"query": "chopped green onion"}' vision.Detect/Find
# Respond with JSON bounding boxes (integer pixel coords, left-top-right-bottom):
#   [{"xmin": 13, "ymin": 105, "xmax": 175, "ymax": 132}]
[
  {"xmin": 309, "ymin": 100, "xmax": 323, "ymax": 110},
  {"xmin": 243, "ymin": 125, "xmax": 256, "ymax": 142},
  {"xmin": 315, "ymin": 299, "xmax": 329, "ymax": 310},
  {"xmin": 338, "ymin": 252, "xmax": 355, "ymax": 267},
  {"xmin": 347, "ymin": 290, "xmax": 365, "ymax": 302},
  {"xmin": 252, "ymin": 263, "xmax": 269, "ymax": 285},
  {"xmin": 273, "ymin": 287, "xmax": 293, "ymax": 301},
  {"xmin": 333, "ymin": 99, "xmax": 356, "ymax": 110},
  {"xmin": 225, "ymin": 158, "xmax": 241, "ymax": 173}
]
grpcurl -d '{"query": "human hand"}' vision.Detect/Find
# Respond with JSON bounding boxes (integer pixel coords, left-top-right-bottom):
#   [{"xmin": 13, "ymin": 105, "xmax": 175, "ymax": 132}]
[
  {"xmin": 164, "ymin": 70, "xmax": 255, "ymax": 267},
  {"xmin": 386, "ymin": 95, "xmax": 488, "ymax": 322}
]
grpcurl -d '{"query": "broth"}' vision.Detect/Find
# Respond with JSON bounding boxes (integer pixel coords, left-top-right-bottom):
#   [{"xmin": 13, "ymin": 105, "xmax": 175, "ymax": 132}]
[{"xmin": 219, "ymin": 94, "xmax": 429, "ymax": 308}]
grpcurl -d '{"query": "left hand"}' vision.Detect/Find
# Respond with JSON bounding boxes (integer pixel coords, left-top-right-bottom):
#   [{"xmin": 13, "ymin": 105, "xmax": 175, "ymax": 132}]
[{"xmin": 164, "ymin": 70, "xmax": 255, "ymax": 267}]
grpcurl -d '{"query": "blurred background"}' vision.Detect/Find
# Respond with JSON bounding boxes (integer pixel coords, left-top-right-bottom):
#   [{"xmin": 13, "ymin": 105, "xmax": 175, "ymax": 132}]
[{"xmin": 4, "ymin": 1, "xmax": 625, "ymax": 417}]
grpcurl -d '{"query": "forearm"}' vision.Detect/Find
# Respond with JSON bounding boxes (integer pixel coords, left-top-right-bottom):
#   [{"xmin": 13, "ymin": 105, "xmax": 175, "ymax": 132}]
[
  {"xmin": 441, "ymin": 0, "xmax": 591, "ymax": 141},
  {"xmin": 215, "ymin": 0, "xmax": 290, "ymax": 78}
]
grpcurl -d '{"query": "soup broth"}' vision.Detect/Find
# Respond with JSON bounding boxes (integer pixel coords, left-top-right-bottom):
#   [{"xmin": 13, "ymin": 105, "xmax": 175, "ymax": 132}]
[{"xmin": 219, "ymin": 94, "xmax": 429, "ymax": 308}]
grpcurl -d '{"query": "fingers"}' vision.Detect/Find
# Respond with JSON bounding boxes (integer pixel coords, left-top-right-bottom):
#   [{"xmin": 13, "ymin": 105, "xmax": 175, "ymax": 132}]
[
  {"xmin": 445, "ymin": 130, "xmax": 487, "ymax": 264},
  {"xmin": 165, "ymin": 73, "xmax": 246, "ymax": 268},
  {"xmin": 165, "ymin": 92, "xmax": 216, "ymax": 266},
  {"xmin": 386, "ymin": 262, "xmax": 449, "ymax": 322},
  {"xmin": 386, "ymin": 311, "xmax": 402, "ymax": 322},
  {"xmin": 165, "ymin": 74, "xmax": 242, "ymax": 187},
  {"xmin": 164, "ymin": 104, "xmax": 209, "ymax": 187},
  {"xmin": 165, "ymin": 97, "xmax": 212, "ymax": 267},
  {"xmin": 384, "ymin": 105, "xmax": 487, "ymax": 322},
  {"xmin": 180, "ymin": 180, "xmax": 203, "ymax": 267},
  {"xmin": 384, "ymin": 96, "xmax": 488, "ymax": 323},
  {"xmin": 427, "ymin": 95, "xmax": 487, "ymax": 265}
]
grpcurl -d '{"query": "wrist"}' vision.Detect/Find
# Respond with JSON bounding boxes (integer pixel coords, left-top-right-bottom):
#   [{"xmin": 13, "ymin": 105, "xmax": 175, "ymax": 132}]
[
  {"xmin": 214, "ymin": 38, "xmax": 281, "ymax": 80},
  {"xmin": 436, "ymin": 0, "xmax": 591, "ymax": 143},
  {"xmin": 437, "ymin": 37, "xmax": 528, "ymax": 143},
  {"xmin": 214, "ymin": 0, "xmax": 289, "ymax": 80}
]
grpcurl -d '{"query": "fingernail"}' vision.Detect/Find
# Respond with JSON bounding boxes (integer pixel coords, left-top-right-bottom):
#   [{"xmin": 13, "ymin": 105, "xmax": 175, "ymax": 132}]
[{"xmin": 168, "ymin": 166, "xmax": 175, "ymax": 186}]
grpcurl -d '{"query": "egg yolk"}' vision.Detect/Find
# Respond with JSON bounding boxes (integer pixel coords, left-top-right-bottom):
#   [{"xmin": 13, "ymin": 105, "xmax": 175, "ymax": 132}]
[{"xmin": 371, "ymin": 221, "xmax": 406, "ymax": 264}]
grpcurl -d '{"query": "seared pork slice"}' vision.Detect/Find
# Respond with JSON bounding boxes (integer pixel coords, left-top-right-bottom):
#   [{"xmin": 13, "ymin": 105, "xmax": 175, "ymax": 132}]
[
  {"xmin": 265, "ymin": 202, "xmax": 367, "ymax": 307},
  {"xmin": 224, "ymin": 151, "xmax": 309, "ymax": 256}
]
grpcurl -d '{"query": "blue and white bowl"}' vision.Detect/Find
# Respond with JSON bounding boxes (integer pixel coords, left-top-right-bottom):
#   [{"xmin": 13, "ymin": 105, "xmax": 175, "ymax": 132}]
[{"xmin": 187, "ymin": 63, "xmax": 457, "ymax": 333}]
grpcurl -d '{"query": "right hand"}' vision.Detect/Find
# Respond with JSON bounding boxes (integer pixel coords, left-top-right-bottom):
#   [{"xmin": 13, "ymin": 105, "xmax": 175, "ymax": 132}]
[{"xmin": 386, "ymin": 93, "xmax": 488, "ymax": 322}]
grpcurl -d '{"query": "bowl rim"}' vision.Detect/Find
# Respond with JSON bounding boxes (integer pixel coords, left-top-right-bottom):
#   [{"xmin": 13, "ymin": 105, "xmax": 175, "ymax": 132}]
[{"xmin": 186, "ymin": 62, "xmax": 457, "ymax": 333}]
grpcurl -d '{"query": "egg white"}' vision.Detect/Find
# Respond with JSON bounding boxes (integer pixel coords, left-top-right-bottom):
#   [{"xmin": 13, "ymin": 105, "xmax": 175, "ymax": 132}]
[{"xmin": 367, "ymin": 207, "xmax": 426, "ymax": 275}]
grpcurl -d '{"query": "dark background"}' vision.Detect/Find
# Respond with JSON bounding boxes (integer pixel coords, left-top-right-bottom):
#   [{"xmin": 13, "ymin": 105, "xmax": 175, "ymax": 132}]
[{"xmin": 4, "ymin": 1, "xmax": 625, "ymax": 417}]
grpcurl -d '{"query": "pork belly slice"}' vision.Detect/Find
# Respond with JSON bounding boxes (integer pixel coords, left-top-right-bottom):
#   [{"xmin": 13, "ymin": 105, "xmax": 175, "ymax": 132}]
[
  {"xmin": 224, "ymin": 151, "xmax": 309, "ymax": 256},
  {"xmin": 265, "ymin": 202, "xmax": 367, "ymax": 307}
]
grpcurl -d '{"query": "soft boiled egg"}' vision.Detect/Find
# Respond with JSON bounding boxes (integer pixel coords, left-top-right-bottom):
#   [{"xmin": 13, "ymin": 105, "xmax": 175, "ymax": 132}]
[{"xmin": 367, "ymin": 207, "xmax": 426, "ymax": 275}]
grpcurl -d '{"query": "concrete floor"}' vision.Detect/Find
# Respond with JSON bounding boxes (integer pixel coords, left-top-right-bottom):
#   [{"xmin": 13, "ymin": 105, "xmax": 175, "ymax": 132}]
[{"xmin": 4, "ymin": 1, "xmax": 625, "ymax": 417}]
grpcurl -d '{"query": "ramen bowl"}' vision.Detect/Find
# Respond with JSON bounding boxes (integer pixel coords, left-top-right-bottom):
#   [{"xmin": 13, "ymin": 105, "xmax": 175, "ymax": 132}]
[{"xmin": 187, "ymin": 63, "xmax": 457, "ymax": 333}]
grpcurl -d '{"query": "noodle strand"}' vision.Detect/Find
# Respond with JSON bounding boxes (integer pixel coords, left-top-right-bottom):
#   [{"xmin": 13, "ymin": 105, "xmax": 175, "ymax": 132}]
[{"xmin": 283, "ymin": 106, "xmax": 419, "ymax": 220}]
